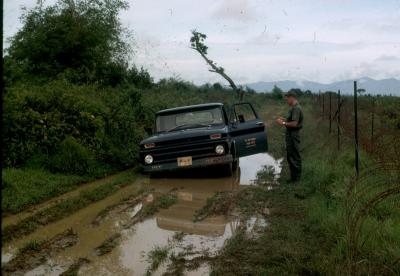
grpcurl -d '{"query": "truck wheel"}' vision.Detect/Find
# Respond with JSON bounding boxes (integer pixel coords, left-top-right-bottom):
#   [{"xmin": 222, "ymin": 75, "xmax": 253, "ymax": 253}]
[
  {"xmin": 221, "ymin": 163, "xmax": 233, "ymax": 176},
  {"xmin": 232, "ymin": 159, "xmax": 239, "ymax": 172}
]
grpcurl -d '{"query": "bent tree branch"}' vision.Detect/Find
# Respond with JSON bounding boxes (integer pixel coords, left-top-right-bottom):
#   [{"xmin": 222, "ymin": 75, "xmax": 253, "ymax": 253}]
[{"xmin": 190, "ymin": 30, "xmax": 244, "ymax": 102}]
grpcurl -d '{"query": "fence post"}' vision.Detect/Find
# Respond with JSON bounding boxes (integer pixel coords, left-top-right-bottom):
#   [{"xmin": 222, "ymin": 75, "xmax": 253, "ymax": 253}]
[
  {"xmin": 337, "ymin": 90, "xmax": 341, "ymax": 150},
  {"xmin": 329, "ymin": 92, "xmax": 332, "ymax": 134},
  {"xmin": 371, "ymin": 97, "xmax": 375, "ymax": 154},
  {"xmin": 322, "ymin": 92, "xmax": 325, "ymax": 115},
  {"xmin": 354, "ymin": 81, "xmax": 359, "ymax": 177},
  {"xmin": 318, "ymin": 90, "xmax": 321, "ymax": 105}
]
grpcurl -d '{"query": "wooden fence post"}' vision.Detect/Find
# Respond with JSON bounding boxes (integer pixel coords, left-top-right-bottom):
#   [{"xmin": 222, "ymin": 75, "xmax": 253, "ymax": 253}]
[
  {"xmin": 337, "ymin": 90, "xmax": 341, "ymax": 150},
  {"xmin": 354, "ymin": 81, "xmax": 359, "ymax": 177},
  {"xmin": 371, "ymin": 97, "xmax": 375, "ymax": 154},
  {"xmin": 329, "ymin": 92, "xmax": 332, "ymax": 134},
  {"xmin": 318, "ymin": 90, "xmax": 321, "ymax": 107}
]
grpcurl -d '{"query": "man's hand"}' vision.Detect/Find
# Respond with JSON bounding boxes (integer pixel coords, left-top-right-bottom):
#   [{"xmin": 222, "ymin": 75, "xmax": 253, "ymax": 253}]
[{"xmin": 276, "ymin": 117, "xmax": 285, "ymax": 126}]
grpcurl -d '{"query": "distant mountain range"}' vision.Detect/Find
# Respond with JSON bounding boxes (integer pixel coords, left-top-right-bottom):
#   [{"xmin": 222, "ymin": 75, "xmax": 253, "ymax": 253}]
[{"xmin": 245, "ymin": 77, "xmax": 400, "ymax": 95}]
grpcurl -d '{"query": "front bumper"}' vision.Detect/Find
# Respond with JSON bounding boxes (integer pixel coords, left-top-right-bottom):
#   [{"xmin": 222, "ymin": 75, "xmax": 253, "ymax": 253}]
[{"xmin": 141, "ymin": 154, "xmax": 233, "ymax": 173}]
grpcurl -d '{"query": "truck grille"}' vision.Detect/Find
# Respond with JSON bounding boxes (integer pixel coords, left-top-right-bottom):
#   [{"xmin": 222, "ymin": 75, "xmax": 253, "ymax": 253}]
[{"xmin": 142, "ymin": 140, "xmax": 228, "ymax": 164}]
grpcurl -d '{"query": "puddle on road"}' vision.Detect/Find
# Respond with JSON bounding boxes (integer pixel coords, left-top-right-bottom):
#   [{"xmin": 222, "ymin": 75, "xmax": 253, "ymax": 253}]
[
  {"xmin": 240, "ymin": 153, "xmax": 282, "ymax": 185},
  {"xmin": 81, "ymin": 216, "xmax": 238, "ymax": 275},
  {"xmin": 2, "ymin": 153, "xmax": 281, "ymax": 275}
]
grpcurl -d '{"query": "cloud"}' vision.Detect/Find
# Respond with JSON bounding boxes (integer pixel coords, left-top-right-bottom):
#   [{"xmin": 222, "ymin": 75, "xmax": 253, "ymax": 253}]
[
  {"xmin": 350, "ymin": 61, "xmax": 400, "ymax": 80},
  {"xmin": 210, "ymin": 0, "xmax": 257, "ymax": 22},
  {"xmin": 375, "ymin": 55, "xmax": 400, "ymax": 62},
  {"xmin": 4, "ymin": 0, "xmax": 400, "ymax": 84}
]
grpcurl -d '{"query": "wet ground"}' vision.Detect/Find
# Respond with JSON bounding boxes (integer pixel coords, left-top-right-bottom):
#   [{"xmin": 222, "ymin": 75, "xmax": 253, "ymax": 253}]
[{"xmin": 2, "ymin": 153, "xmax": 281, "ymax": 276}]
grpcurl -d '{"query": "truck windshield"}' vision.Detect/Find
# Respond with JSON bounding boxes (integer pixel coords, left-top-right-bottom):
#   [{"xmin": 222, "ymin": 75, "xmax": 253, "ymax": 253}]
[{"xmin": 156, "ymin": 107, "xmax": 224, "ymax": 133}]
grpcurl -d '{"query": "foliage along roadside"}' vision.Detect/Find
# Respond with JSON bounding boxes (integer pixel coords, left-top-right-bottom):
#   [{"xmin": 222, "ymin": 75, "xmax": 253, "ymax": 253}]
[
  {"xmin": 210, "ymin": 101, "xmax": 400, "ymax": 275},
  {"xmin": 2, "ymin": 168, "xmax": 91, "ymax": 215}
]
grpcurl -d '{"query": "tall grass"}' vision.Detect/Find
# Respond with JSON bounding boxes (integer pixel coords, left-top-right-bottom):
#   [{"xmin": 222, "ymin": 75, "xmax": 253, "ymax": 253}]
[
  {"xmin": 212, "ymin": 99, "xmax": 400, "ymax": 275},
  {"xmin": 2, "ymin": 168, "xmax": 91, "ymax": 214},
  {"xmin": 301, "ymin": 101, "xmax": 400, "ymax": 274}
]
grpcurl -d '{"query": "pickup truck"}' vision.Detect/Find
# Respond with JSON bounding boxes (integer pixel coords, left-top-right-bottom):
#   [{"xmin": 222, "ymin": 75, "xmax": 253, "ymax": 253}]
[{"xmin": 139, "ymin": 102, "xmax": 268, "ymax": 176}]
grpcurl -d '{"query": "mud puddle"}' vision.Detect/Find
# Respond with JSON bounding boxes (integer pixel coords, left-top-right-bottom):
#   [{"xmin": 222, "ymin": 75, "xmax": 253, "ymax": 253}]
[
  {"xmin": 2, "ymin": 171, "xmax": 130, "ymax": 229},
  {"xmin": 81, "ymin": 216, "xmax": 236, "ymax": 275},
  {"xmin": 1, "ymin": 153, "xmax": 280, "ymax": 275},
  {"xmin": 1, "ymin": 178, "xmax": 146, "ymax": 267},
  {"xmin": 240, "ymin": 153, "xmax": 282, "ymax": 185}
]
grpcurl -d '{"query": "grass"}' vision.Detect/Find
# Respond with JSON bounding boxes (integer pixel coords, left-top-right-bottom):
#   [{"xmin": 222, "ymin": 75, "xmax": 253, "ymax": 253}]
[
  {"xmin": 17, "ymin": 239, "xmax": 44, "ymax": 254},
  {"xmin": 2, "ymin": 229, "xmax": 78, "ymax": 276},
  {"xmin": 141, "ymin": 192, "xmax": 178, "ymax": 218},
  {"xmin": 193, "ymin": 191, "xmax": 236, "ymax": 222},
  {"xmin": 2, "ymin": 168, "xmax": 92, "ymax": 215},
  {"xmin": 211, "ymin": 100, "xmax": 400, "ymax": 275},
  {"xmin": 94, "ymin": 233, "xmax": 122, "ymax": 256},
  {"xmin": 146, "ymin": 245, "xmax": 170, "ymax": 275},
  {"xmin": 2, "ymin": 170, "xmax": 138, "ymax": 244}
]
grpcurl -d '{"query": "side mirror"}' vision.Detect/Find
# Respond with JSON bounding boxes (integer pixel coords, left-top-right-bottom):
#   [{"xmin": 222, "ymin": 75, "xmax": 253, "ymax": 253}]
[{"xmin": 145, "ymin": 127, "xmax": 153, "ymax": 136}]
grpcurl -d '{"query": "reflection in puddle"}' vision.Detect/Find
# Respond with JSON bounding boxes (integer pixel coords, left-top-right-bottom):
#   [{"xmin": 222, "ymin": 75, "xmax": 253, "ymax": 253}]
[
  {"xmin": 80, "ymin": 217, "xmax": 237, "ymax": 275},
  {"xmin": 1, "ymin": 252, "xmax": 14, "ymax": 264},
  {"xmin": 2, "ymin": 153, "xmax": 281, "ymax": 275},
  {"xmin": 25, "ymin": 261, "xmax": 63, "ymax": 276},
  {"xmin": 129, "ymin": 203, "xmax": 143, "ymax": 218},
  {"xmin": 240, "ymin": 153, "xmax": 282, "ymax": 185}
]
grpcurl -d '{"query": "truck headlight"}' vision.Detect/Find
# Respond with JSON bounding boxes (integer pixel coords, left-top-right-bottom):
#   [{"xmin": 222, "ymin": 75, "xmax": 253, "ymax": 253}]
[
  {"xmin": 215, "ymin": 145, "xmax": 225, "ymax": 155},
  {"xmin": 144, "ymin": 154, "xmax": 153, "ymax": 164}
]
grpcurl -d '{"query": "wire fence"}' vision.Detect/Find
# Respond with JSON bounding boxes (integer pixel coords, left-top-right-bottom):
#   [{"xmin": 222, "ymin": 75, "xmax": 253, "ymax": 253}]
[
  {"xmin": 314, "ymin": 83, "xmax": 400, "ymax": 175},
  {"xmin": 314, "ymin": 82, "xmax": 400, "ymax": 273}
]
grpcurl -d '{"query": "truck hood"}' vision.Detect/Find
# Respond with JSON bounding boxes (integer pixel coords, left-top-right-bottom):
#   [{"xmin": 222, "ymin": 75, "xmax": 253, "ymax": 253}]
[{"xmin": 140, "ymin": 125, "xmax": 228, "ymax": 146}]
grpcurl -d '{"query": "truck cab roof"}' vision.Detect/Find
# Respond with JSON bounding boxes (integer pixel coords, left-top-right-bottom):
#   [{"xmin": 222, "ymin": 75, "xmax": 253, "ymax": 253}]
[{"xmin": 156, "ymin": 103, "xmax": 224, "ymax": 116}]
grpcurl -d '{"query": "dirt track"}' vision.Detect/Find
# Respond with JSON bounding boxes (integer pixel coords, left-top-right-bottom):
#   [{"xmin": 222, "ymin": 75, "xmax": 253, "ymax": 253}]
[{"xmin": 1, "ymin": 154, "xmax": 281, "ymax": 275}]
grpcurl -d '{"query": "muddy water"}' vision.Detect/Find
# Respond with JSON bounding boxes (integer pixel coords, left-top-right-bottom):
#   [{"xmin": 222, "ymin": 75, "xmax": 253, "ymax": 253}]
[
  {"xmin": 240, "ymin": 153, "xmax": 282, "ymax": 185},
  {"xmin": 2, "ymin": 172, "xmax": 125, "ymax": 229},
  {"xmin": 2, "ymin": 153, "xmax": 281, "ymax": 275}
]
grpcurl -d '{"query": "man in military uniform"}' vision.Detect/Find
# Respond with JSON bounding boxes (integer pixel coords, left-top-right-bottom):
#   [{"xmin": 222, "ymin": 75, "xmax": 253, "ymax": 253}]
[{"xmin": 276, "ymin": 92, "xmax": 304, "ymax": 183}]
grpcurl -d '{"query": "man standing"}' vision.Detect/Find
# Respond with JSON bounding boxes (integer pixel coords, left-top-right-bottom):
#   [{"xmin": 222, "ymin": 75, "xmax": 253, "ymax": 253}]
[{"xmin": 276, "ymin": 92, "xmax": 304, "ymax": 183}]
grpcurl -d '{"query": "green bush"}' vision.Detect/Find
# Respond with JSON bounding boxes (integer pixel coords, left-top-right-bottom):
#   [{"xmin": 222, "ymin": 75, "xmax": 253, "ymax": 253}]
[
  {"xmin": 48, "ymin": 136, "xmax": 96, "ymax": 175},
  {"xmin": 3, "ymin": 81, "xmax": 149, "ymax": 172}
]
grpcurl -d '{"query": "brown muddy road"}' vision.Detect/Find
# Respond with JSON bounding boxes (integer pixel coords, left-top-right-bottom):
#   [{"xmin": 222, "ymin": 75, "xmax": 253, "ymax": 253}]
[{"xmin": 2, "ymin": 153, "xmax": 281, "ymax": 276}]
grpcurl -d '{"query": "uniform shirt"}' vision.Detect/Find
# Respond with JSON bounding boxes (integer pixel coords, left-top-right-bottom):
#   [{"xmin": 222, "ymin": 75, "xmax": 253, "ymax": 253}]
[{"xmin": 286, "ymin": 103, "xmax": 303, "ymax": 130}]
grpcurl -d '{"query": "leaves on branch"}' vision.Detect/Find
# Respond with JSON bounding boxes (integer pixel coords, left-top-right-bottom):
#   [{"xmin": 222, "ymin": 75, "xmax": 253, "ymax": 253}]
[{"xmin": 190, "ymin": 30, "xmax": 244, "ymax": 101}]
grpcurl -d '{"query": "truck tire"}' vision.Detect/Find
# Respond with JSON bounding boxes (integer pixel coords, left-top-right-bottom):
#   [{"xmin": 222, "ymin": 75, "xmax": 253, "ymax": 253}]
[
  {"xmin": 221, "ymin": 163, "xmax": 233, "ymax": 176},
  {"xmin": 232, "ymin": 159, "xmax": 239, "ymax": 172}
]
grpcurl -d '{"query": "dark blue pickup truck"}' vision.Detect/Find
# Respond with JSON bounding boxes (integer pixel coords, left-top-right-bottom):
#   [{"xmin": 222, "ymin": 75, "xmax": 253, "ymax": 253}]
[{"xmin": 139, "ymin": 102, "xmax": 268, "ymax": 176}]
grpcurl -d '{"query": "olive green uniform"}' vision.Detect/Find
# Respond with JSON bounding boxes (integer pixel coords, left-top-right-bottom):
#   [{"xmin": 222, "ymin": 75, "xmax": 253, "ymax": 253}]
[{"xmin": 285, "ymin": 103, "xmax": 303, "ymax": 181}]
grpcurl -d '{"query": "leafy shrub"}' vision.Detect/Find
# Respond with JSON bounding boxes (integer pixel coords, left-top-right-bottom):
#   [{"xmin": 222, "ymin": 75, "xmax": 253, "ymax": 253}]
[
  {"xmin": 48, "ymin": 136, "xmax": 97, "ymax": 175},
  {"xmin": 3, "ymin": 81, "xmax": 148, "ymax": 172}
]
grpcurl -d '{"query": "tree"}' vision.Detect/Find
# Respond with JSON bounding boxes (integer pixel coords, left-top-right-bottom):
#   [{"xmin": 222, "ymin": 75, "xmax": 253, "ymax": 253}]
[
  {"xmin": 288, "ymin": 88, "xmax": 303, "ymax": 97},
  {"xmin": 271, "ymin": 85, "xmax": 283, "ymax": 99},
  {"xmin": 190, "ymin": 30, "xmax": 244, "ymax": 101},
  {"xmin": 5, "ymin": 0, "xmax": 131, "ymax": 86}
]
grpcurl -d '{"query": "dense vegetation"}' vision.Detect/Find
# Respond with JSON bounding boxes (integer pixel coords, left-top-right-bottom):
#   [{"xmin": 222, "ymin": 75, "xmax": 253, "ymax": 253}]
[{"xmin": 211, "ymin": 100, "xmax": 400, "ymax": 275}]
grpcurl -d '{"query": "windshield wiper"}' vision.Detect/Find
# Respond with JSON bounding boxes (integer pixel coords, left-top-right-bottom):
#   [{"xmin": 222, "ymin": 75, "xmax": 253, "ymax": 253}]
[{"xmin": 166, "ymin": 123, "xmax": 210, "ymax": 132}]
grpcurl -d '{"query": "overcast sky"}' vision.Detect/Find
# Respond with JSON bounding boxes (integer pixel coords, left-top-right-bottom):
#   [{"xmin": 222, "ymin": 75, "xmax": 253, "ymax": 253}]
[{"xmin": 4, "ymin": 0, "xmax": 400, "ymax": 84}]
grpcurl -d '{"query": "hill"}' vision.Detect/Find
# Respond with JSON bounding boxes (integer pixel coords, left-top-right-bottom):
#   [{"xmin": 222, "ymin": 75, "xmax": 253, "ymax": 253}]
[{"xmin": 246, "ymin": 77, "xmax": 400, "ymax": 95}]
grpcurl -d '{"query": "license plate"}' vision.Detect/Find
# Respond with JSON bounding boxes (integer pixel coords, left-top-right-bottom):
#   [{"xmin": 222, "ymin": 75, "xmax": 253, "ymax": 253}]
[{"xmin": 177, "ymin": 156, "xmax": 192, "ymax": 167}]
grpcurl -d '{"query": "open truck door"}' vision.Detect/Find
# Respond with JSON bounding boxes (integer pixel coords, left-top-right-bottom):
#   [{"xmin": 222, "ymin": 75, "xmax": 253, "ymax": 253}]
[{"xmin": 229, "ymin": 103, "xmax": 268, "ymax": 157}]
